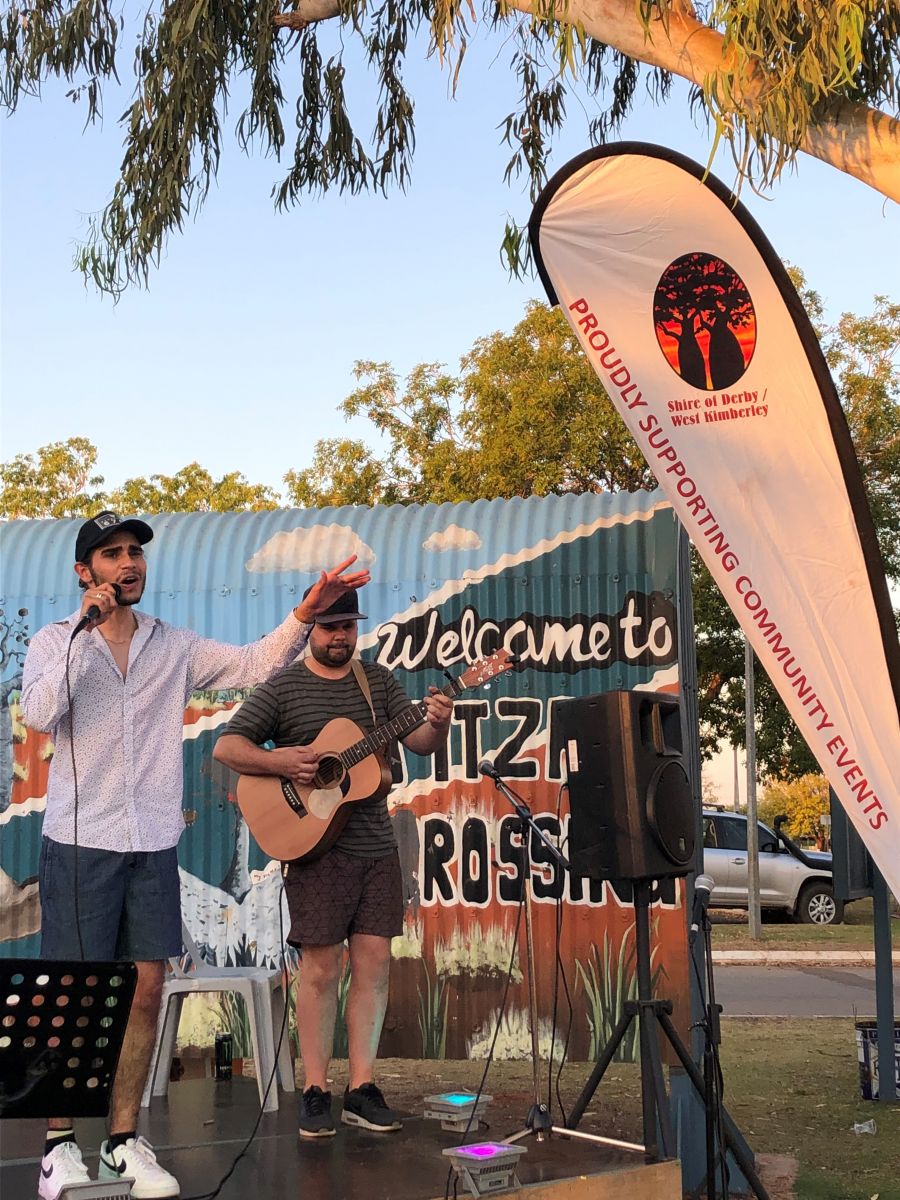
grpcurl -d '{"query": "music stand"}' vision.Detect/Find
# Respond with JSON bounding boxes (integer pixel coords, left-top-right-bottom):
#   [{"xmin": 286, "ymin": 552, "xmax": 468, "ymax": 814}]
[{"xmin": 0, "ymin": 959, "xmax": 136, "ymax": 1119}]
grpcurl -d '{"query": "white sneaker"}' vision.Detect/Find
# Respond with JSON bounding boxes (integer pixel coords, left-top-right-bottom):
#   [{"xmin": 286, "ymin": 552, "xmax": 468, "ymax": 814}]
[
  {"xmin": 99, "ymin": 1136, "xmax": 179, "ymax": 1198},
  {"xmin": 38, "ymin": 1141, "xmax": 90, "ymax": 1200}
]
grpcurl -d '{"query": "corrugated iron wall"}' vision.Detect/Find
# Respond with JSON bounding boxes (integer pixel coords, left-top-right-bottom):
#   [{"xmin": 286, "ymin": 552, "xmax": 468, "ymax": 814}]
[{"xmin": 1, "ymin": 492, "xmax": 687, "ymax": 1060}]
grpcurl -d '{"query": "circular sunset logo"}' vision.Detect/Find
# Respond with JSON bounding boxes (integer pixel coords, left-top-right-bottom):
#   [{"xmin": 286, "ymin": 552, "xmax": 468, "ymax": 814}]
[{"xmin": 653, "ymin": 253, "xmax": 757, "ymax": 390}]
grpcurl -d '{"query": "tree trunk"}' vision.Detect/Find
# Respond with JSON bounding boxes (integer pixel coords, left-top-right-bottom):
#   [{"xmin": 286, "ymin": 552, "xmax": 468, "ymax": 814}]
[{"xmin": 276, "ymin": 0, "xmax": 900, "ymax": 203}]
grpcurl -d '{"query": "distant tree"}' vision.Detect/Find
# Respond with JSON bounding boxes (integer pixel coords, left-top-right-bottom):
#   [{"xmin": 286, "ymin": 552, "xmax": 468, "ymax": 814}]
[
  {"xmin": 296, "ymin": 302, "xmax": 654, "ymax": 506},
  {"xmin": 0, "ymin": 445, "xmax": 279, "ymax": 519},
  {"xmin": 284, "ymin": 439, "xmax": 393, "ymax": 509},
  {"xmin": 106, "ymin": 464, "xmax": 279, "ymax": 514},
  {"xmin": 3, "ymin": 2, "xmax": 897, "ymax": 292},
  {"xmin": 757, "ymin": 773, "xmax": 830, "ymax": 840},
  {"xmin": 0, "ymin": 438, "xmax": 107, "ymax": 519},
  {"xmin": 824, "ymin": 295, "xmax": 900, "ymax": 579}
]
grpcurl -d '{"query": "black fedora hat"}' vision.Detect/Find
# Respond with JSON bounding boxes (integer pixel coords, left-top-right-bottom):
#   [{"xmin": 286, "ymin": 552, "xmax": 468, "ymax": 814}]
[{"xmin": 302, "ymin": 585, "xmax": 367, "ymax": 625}]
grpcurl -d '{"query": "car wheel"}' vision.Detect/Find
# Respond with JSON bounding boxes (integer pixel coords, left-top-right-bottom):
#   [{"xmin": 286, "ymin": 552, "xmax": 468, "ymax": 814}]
[{"xmin": 796, "ymin": 883, "xmax": 844, "ymax": 925}]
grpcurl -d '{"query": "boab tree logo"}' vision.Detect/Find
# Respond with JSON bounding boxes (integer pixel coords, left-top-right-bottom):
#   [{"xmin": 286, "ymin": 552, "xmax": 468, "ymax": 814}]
[{"xmin": 653, "ymin": 253, "xmax": 757, "ymax": 390}]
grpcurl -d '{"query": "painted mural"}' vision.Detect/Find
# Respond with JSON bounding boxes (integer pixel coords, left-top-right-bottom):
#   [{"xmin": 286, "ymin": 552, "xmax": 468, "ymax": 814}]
[{"xmin": 0, "ymin": 493, "xmax": 689, "ymax": 1062}]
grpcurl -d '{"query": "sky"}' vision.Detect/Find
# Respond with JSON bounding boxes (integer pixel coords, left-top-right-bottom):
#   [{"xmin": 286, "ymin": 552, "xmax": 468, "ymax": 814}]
[{"xmin": 2, "ymin": 19, "xmax": 899, "ymax": 497}]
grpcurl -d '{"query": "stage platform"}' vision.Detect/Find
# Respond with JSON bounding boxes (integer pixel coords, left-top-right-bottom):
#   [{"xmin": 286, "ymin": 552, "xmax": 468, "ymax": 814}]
[{"xmin": 1, "ymin": 1076, "xmax": 681, "ymax": 1199}]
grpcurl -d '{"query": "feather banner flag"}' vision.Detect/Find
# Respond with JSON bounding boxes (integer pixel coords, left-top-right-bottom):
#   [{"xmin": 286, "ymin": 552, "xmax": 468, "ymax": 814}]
[{"xmin": 530, "ymin": 144, "xmax": 900, "ymax": 897}]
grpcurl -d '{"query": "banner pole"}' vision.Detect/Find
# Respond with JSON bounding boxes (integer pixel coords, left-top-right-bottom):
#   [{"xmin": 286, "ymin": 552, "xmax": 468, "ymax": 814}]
[{"xmin": 745, "ymin": 637, "xmax": 762, "ymax": 939}]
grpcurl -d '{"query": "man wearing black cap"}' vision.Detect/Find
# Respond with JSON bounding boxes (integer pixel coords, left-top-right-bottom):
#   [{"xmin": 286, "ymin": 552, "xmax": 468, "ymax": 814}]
[
  {"xmin": 21, "ymin": 512, "xmax": 369, "ymax": 1200},
  {"xmin": 213, "ymin": 585, "xmax": 452, "ymax": 1140}
]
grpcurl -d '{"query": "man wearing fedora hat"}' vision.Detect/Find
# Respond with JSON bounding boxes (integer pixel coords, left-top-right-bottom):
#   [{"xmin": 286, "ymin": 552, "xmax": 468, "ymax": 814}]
[
  {"xmin": 214, "ymin": 583, "xmax": 453, "ymax": 1140},
  {"xmin": 21, "ymin": 511, "xmax": 370, "ymax": 1200}
]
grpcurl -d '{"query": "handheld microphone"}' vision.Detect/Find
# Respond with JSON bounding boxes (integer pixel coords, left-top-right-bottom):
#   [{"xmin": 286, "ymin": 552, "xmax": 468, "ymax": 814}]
[
  {"xmin": 72, "ymin": 583, "xmax": 122, "ymax": 637},
  {"xmin": 689, "ymin": 874, "xmax": 715, "ymax": 945},
  {"xmin": 477, "ymin": 758, "xmax": 500, "ymax": 781}
]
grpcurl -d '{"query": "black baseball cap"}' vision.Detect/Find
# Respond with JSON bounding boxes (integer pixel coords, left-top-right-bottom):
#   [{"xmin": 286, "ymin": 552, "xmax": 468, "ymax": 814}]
[
  {"xmin": 302, "ymin": 585, "xmax": 367, "ymax": 625},
  {"xmin": 75, "ymin": 511, "xmax": 154, "ymax": 563}
]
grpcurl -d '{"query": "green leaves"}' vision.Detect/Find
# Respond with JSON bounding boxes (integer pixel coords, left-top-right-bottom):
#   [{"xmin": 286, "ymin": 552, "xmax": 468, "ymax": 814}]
[
  {"xmin": 106, "ymin": 462, "xmax": 281, "ymax": 513},
  {"xmin": 0, "ymin": 438, "xmax": 280, "ymax": 518},
  {"xmin": 5, "ymin": 2, "xmax": 899, "ymax": 293},
  {"xmin": 291, "ymin": 300, "xmax": 656, "ymax": 510},
  {"xmin": 0, "ymin": 436, "xmax": 106, "ymax": 519},
  {"xmin": 698, "ymin": 0, "xmax": 900, "ymax": 188},
  {"xmin": 0, "ymin": 1, "xmax": 120, "ymax": 120}
]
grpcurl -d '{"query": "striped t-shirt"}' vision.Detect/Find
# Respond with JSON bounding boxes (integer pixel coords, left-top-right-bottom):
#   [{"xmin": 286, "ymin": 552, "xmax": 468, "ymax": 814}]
[{"xmin": 223, "ymin": 658, "xmax": 415, "ymax": 857}]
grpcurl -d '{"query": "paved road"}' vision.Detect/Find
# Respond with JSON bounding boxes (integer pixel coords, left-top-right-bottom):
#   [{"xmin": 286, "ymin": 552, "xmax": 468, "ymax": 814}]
[{"xmin": 714, "ymin": 965, "xmax": 900, "ymax": 1017}]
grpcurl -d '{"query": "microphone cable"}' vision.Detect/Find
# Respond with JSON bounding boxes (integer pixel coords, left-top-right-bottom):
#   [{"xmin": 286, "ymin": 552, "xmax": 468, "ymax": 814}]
[
  {"xmin": 548, "ymin": 781, "xmax": 575, "ymax": 1125},
  {"xmin": 442, "ymin": 877, "xmax": 526, "ymax": 1200},
  {"xmin": 64, "ymin": 635, "xmax": 86, "ymax": 963},
  {"xmin": 181, "ymin": 875, "xmax": 292, "ymax": 1200},
  {"xmin": 689, "ymin": 904, "xmax": 730, "ymax": 1198}
]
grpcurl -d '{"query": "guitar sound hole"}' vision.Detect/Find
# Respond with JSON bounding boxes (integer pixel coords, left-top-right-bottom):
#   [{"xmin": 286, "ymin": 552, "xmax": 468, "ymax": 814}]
[{"xmin": 314, "ymin": 755, "xmax": 345, "ymax": 789}]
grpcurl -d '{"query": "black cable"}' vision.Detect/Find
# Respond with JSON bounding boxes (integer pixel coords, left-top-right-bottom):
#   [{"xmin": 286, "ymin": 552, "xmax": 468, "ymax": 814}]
[
  {"xmin": 181, "ymin": 880, "xmax": 292, "ymax": 1200},
  {"xmin": 550, "ymin": 783, "xmax": 575, "ymax": 1125},
  {"xmin": 690, "ymin": 934, "xmax": 730, "ymax": 1198},
  {"xmin": 64, "ymin": 634, "xmax": 85, "ymax": 963},
  {"xmin": 443, "ymin": 886, "xmax": 526, "ymax": 1200}
]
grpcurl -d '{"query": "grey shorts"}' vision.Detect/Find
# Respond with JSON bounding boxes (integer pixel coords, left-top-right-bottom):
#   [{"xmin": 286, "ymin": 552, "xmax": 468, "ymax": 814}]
[{"xmin": 39, "ymin": 836, "xmax": 182, "ymax": 961}]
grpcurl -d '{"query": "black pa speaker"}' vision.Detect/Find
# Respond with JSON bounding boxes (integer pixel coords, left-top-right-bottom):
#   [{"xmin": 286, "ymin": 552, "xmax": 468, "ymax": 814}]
[{"xmin": 558, "ymin": 690, "xmax": 695, "ymax": 881}]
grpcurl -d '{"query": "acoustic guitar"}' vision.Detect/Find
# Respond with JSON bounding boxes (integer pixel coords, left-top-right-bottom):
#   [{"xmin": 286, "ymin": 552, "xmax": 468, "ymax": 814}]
[{"xmin": 236, "ymin": 649, "xmax": 517, "ymax": 862}]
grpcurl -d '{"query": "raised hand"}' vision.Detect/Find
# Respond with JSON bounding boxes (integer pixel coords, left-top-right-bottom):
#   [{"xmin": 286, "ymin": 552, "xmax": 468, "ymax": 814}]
[{"xmin": 296, "ymin": 556, "xmax": 371, "ymax": 622}]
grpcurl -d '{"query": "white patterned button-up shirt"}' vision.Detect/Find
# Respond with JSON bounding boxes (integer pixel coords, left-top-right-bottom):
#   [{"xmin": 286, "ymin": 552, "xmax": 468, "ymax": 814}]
[{"xmin": 21, "ymin": 608, "xmax": 312, "ymax": 852}]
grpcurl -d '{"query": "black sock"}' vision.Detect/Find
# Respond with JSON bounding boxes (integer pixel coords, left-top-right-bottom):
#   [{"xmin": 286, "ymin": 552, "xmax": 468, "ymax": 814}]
[
  {"xmin": 109, "ymin": 1131, "xmax": 136, "ymax": 1151},
  {"xmin": 44, "ymin": 1129, "xmax": 75, "ymax": 1158}
]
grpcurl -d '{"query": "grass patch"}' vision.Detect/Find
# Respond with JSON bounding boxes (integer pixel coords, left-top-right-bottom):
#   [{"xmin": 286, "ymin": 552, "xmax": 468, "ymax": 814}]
[
  {"xmin": 711, "ymin": 900, "xmax": 880, "ymax": 952},
  {"xmin": 719, "ymin": 1017, "xmax": 899, "ymax": 1200}
]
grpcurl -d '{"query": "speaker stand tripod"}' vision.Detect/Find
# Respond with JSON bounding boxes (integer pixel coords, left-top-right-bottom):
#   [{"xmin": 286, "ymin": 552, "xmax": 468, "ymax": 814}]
[
  {"xmin": 482, "ymin": 768, "xmax": 644, "ymax": 1156},
  {"xmin": 565, "ymin": 879, "xmax": 770, "ymax": 1199}
]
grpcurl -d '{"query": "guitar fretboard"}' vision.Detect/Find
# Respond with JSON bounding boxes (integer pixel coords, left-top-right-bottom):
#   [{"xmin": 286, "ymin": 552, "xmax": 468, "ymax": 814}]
[{"xmin": 338, "ymin": 677, "xmax": 462, "ymax": 768}]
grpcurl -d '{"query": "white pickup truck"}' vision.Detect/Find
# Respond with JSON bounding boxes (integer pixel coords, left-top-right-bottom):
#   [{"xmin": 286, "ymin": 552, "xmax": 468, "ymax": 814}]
[{"xmin": 702, "ymin": 810, "xmax": 843, "ymax": 925}]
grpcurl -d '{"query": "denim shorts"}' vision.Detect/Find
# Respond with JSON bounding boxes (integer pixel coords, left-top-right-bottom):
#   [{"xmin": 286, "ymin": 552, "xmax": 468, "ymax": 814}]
[{"xmin": 38, "ymin": 836, "xmax": 183, "ymax": 962}]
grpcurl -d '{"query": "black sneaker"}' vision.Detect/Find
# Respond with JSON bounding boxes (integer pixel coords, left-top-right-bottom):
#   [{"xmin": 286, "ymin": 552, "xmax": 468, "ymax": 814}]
[
  {"xmin": 298, "ymin": 1085, "xmax": 335, "ymax": 1139},
  {"xmin": 341, "ymin": 1082, "xmax": 402, "ymax": 1132}
]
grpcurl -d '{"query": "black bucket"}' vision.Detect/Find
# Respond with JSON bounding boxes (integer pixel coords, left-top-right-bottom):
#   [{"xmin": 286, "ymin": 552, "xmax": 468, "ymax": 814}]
[{"xmin": 854, "ymin": 1020, "xmax": 900, "ymax": 1100}]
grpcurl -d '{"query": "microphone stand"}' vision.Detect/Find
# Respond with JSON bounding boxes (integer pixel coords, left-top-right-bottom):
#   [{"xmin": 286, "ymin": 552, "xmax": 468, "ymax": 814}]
[
  {"xmin": 481, "ymin": 767, "xmax": 644, "ymax": 1155},
  {"xmin": 695, "ymin": 894, "xmax": 730, "ymax": 1200}
]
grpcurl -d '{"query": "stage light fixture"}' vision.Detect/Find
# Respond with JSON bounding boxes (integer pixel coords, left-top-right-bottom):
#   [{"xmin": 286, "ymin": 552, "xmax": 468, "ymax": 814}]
[
  {"xmin": 441, "ymin": 1141, "xmax": 527, "ymax": 1197},
  {"xmin": 423, "ymin": 1090, "xmax": 492, "ymax": 1132}
]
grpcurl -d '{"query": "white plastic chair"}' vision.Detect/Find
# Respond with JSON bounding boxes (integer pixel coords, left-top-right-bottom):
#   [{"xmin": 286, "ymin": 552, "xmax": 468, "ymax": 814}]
[{"xmin": 142, "ymin": 922, "xmax": 295, "ymax": 1113}]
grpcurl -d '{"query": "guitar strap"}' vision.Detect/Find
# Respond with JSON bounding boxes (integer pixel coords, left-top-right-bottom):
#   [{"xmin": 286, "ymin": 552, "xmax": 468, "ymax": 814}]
[{"xmin": 349, "ymin": 657, "xmax": 378, "ymax": 728}]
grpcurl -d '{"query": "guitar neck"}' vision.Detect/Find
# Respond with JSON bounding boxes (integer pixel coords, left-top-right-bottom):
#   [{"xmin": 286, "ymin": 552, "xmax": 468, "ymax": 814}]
[{"xmin": 340, "ymin": 678, "xmax": 462, "ymax": 768}]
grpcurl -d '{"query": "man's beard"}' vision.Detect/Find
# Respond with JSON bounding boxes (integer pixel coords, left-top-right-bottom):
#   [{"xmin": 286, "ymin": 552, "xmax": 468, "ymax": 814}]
[
  {"xmin": 89, "ymin": 572, "xmax": 143, "ymax": 606},
  {"xmin": 310, "ymin": 640, "xmax": 353, "ymax": 667}
]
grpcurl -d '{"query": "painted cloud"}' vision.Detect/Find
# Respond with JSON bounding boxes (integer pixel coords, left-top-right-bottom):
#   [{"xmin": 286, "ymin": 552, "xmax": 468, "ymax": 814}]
[
  {"xmin": 422, "ymin": 524, "xmax": 482, "ymax": 552},
  {"xmin": 245, "ymin": 524, "xmax": 376, "ymax": 573}
]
